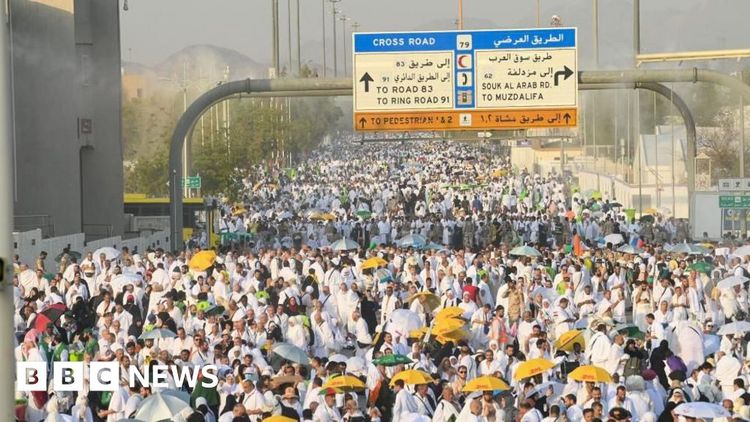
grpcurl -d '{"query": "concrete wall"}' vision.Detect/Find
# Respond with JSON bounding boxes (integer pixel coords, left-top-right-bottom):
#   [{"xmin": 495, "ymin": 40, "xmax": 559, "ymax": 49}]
[
  {"xmin": 13, "ymin": 230, "xmax": 169, "ymax": 272},
  {"xmin": 76, "ymin": 0, "xmax": 124, "ymax": 237},
  {"xmin": 10, "ymin": 0, "xmax": 123, "ymax": 238},
  {"xmin": 10, "ymin": 0, "xmax": 82, "ymax": 235}
]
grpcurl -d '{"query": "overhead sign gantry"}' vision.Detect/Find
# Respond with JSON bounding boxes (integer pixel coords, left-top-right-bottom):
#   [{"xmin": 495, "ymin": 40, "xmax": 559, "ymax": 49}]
[{"xmin": 352, "ymin": 27, "xmax": 578, "ymax": 131}]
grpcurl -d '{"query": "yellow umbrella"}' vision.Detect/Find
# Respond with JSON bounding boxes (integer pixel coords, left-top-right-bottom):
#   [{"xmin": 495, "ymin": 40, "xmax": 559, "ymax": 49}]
[
  {"xmin": 407, "ymin": 291, "xmax": 441, "ymax": 312},
  {"xmin": 322, "ymin": 375, "xmax": 366, "ymax": 391},
  {"xmin": 409, "ymin": 327, "xmax": 428, "ymax": 340},
  {"xmin": 322, "ymin": 212, "xmax": 336, "ymax": 221},
  {"xmin": 462, "ymin": 375, "xmax": 510, "ymax": 392},
  {"xmin": 263, "ymin": 416, "xmax": 297, "ymax": 422},
  {"xmin": 362, "ymin": 257, "xmax": 388, "ymax": 270},
  {"xmin": 435, "ymin": 306, "xmax": 465, "ymax": 321},
  {"xmin": 435, "ymin": 329, "xmax": 469, "ymax": 344},
  {"xmin": 232, "ymin": 208, "xmax": 247, "ymax": 216},
  {"xmin": 389, "ymin": 369, "xmax": 434, "ymax": 386},
  {"xmin": 568, "ymin": 365, "xmax": 613, "ymax": 383},
  {"xmin": 433, "ymin": 318, "xmax": 466, "ymax": 336},
  {"xmin": 643, "ymin": 208, "xmax": 657, "ymax": 215},
  {"xmin": 554, "ymin": 329, "xmax": 586, "ymax": 352},
  {"xmin": 189, "ymin": 250, "xmax": 217, "ymax": 271},
  {"xmin": 513, "ymin": 358, "xmax": 556, "ymax": 381}
]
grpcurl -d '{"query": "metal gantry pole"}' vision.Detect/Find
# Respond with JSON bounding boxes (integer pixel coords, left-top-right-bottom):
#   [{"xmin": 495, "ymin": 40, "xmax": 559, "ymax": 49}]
[{"xmin": 0, "ymin": 0, "xmax": 15, "ymax": 416}]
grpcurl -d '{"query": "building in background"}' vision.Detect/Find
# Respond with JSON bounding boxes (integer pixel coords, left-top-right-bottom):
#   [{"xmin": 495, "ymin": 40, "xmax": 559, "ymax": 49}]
[{"xmin": 10, "ymin": 0, "xmax": 123, "ymax": 239}]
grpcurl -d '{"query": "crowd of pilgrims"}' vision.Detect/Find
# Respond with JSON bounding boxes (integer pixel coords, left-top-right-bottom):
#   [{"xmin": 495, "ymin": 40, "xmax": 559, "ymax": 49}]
[{"xmin": 14, "ymin": 138, "xmax": 746, "ymax": 422}]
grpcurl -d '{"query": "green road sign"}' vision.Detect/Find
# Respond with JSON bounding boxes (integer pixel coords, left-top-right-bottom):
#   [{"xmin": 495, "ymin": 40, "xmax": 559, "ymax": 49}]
[
  {"xmin": 719, "ymin": 195, "xmax": 750, "ymax": 208},
  {"xmin": 183, "ymin": 176, "xmax": 201, "ymax": 189}
]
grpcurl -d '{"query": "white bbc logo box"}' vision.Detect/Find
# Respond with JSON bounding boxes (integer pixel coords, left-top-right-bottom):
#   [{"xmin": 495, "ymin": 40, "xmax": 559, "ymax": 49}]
[{"xmin": 17, "ymin": 361, "xmax": 119, "ymax": 392}]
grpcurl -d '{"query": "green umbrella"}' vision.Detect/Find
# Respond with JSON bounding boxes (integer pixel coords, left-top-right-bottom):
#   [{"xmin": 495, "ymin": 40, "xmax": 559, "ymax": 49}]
[
  {"xmin": 205, "ymin": 305, "xmax": 226, "ymax": 317},
  {"xmin": 615, "ymin": 323, "xmax": 645, "ymax": 340},
  {"xmin": 687, "ymin": 261, "xmax": 714, "ymax": 275},
  {"xmin": 356, "ymin": 210, "xmax": 373, "ymax": 219},
  {"xmin": 55, "ymin": 250, "xmax": 82, "ymax": 262},
  {"xmin": 372, "ymin": 354, "xmax": 413, "ymax": 367}
]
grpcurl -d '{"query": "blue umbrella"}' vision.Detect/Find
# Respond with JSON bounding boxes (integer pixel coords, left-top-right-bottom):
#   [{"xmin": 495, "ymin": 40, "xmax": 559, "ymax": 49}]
[
  {"xmin": 396, "ymin": 234, "xmax": 427, "ymax": 248},
  {"xmin": 375, "ymin": 268, "xmax": 394, "ymax": 283}
]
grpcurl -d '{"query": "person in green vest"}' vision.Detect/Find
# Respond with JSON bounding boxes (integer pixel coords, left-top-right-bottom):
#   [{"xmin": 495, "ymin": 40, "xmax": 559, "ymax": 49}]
[
  {"xmin": 83, "ymin": 328, "xmax": 99, "ymax": 357},
  {"xmin": 51, "ymin": 333, "xmax": 69, "ymax": 362}
]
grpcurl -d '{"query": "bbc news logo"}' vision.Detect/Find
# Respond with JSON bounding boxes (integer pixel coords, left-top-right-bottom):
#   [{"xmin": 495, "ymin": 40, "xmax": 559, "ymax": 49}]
[{"xmin": 17, "ymin": 362, "xmax": 219, "ymax": 391}]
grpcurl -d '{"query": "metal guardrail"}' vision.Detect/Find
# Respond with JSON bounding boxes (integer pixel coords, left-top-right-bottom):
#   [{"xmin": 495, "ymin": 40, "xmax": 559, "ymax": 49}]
[{"xmin": 14, "ymin": 214, "xmax": 54, "ymax": 238}]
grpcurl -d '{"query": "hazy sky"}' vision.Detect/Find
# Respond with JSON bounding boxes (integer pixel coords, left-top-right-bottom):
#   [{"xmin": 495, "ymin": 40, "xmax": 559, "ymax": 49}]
[{"xmin": 120, "ymin": 0, "xmax": 750, "ymax": 68}]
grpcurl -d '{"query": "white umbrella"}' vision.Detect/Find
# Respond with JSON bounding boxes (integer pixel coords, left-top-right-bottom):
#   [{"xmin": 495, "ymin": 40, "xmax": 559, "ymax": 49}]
[
  {"xmin": 160, "ymin": 389, "xmax": 190, "ymax": 403},
  {"xmin": 134, "ymin": 392, "xmax": 191, "ymax": 422},
  {"xmin": 717, "ymin": 321, "xmax": 750, "ymax": 336},
  {"xmin": 704, "ymin": 334, "xmax": 721, "ymax": 355},
  {"xmin": 271, "ymin": 342, "xmax": 310, "ymax": 365},
  {"xmin": 674, "ymin": 402, "xmax": 730, "ymax": 419},
  {"xmin": 509, "ymin": 245, "xmax": 542, "ymax": 257},
  {"xmin": 139, "ymin": 328, "xmax": 177, "ymax": 340},
  {"xmin": 603, "ymin": 233, "xmax": 624, "ymax": 245},
  {"xmin": 526, "ymin": 381, "xmax": 564, "ymax": 399},
  {"xmin": 617, "ymin": 244, "xmax": 642, "ymax": 255},
  {"xmin": 716, "ymin": 275, "xmax": 749, "ymax": 290},
  {"xmin": 386, "ymin": 309, "xmax": 423, "ymax": 338},
  {"xmin": 346, "ymin": 356, "xmax": 366, "ymax": 375},
  {"xmin": 111, "ymin": 272, "xmax": 142, "ymax": 292},
  {"xmin": 93, "ymin": 246, "xmax": 120, "ymax": 261},
  {"xmin": 331, "ymin": 238, "xmax": 360, "ymax": 251},
  {"xmin": 400, "ymin": 413, "xmax": 431, "ymax": 422},
  {"xmin": 734, "ymin": 245, "xmax": 750, "ymax": 257},
  {"xmin": 329, "ymin": 354, "xmax": 348, "ymax": 363}
]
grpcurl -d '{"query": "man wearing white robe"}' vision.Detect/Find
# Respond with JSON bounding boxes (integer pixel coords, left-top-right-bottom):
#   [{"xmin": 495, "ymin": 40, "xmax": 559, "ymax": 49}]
[
  {"xmin": 392, "ymin": 380, "xmax": 418, "ymax": 422},
  {"xmin": 587, "ymin": 322, "xmax": 612, "ymax": 368}
]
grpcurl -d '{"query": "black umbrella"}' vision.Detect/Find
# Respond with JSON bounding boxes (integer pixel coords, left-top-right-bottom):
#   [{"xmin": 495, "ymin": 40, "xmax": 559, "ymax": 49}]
[{"xmin": 55, "ymin": 250, "xmax": 82, "ymax": 262}]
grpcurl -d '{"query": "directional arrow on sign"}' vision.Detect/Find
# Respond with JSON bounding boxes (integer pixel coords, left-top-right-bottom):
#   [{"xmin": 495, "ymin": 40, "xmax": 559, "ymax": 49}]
[
  {"xmin": 358, "ymin": 117, "xmax": 367, "ymax": 129},
  {"xmin": 563, "ymin": 113, "xmax": 571, "ymax": 124},
  {"xmin": 553, "ymin": 66, "xmax": 574, "ymax": 86},
  {"xmin": 359, "ymin": 72, "xmax": 374, "ymax": 93}
]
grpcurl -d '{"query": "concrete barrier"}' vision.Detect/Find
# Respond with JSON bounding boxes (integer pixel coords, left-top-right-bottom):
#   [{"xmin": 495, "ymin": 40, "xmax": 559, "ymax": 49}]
[{"xmin": 13, "ymin": 230, "xmax": 169, "ymax": 272}]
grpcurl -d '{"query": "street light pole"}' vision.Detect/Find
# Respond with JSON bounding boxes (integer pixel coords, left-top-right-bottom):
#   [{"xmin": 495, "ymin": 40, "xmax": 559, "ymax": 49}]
[
  {"xmin": 321, "ymin": 0, "xmax": 327, "ymax": 77},
  {"xmin": 593, "ymin": 0, "xmax": 599, "ymax": 67},
  {"xmin": 271, "ymin": 0, "xmax": 280, "ymax": 75},
  {"xmin": 536, "ymin": 0, "xmax": 540, "ymax": 27},
  {"xmin": 458, "ymin": 0, "xmax": 464, "ymax": 30},
  {"xmin": 296, "ymin": 0, "xmax": 301, "ymax": 75},
  {"xmin": 330, "ymin": 0, "xmax": 340, "ymax": 77},
  {"xmin": 340, "ymin": 14, "xmax": 349, "ymax": 76},
  {"xmin": 287, "ymin": 0, "xmax": 292, "ymax": 75}
]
